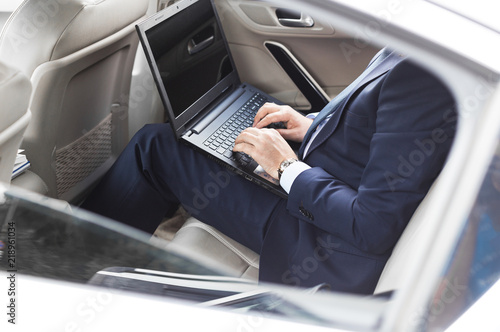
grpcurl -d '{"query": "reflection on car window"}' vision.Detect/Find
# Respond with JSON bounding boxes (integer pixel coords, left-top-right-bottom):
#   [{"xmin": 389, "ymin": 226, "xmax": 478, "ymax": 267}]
[
  {"xmin": 427, "ymin": 141, "xmax": 500, "ymax": 330},
  {"xmin": 0, "ymin": 189, "xmax": 220, "ymax": 285},
  {"xmin": 0, "ymin": 188, "xmax": 382, "ymax": 328}
]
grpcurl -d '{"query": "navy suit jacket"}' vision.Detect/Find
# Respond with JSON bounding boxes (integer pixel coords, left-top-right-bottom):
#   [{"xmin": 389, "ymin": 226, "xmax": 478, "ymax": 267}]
[{"xmin": 259, "ymin": 53, "xmax": 457, "ymax": 294}]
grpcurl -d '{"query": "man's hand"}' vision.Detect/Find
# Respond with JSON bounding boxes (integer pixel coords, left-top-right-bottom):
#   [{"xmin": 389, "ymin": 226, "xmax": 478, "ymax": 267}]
[
  {"xmin": 233, "ymin": 127, "xmax": 297, "ymax": 180},
  {"xmin": 253, "ymin": 103, "xmax": 313, "ymax": 142}
]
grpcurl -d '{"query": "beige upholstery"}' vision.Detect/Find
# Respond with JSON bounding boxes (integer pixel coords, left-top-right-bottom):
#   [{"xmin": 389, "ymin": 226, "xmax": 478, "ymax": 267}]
[
  {"xmin": 374, "ymin": 178, "xmax": 441, "ymax": 294},
  {"xmin": 170, "ymin": 218, "xmax": 260, "ymax": 282},
  {"xmin": 0, "ymin": 0, "xmax": 149, "ymax": 203},
  {"xmin": 0, "ymin": 61, "xmax": 31, "ymax": 184},
  {"xmin": 11, "ymin": 170, "xmax": 48, "ymax": 194},
  {"xmin": 171, "ymin": 178, "xmax": 442, "ymax": 290}
]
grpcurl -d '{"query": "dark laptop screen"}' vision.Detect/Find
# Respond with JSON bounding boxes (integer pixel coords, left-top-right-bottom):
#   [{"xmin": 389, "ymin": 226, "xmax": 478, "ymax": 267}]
[{"xmin": 144, "ymin": 0, "xmax": 234, "ymax": 118}]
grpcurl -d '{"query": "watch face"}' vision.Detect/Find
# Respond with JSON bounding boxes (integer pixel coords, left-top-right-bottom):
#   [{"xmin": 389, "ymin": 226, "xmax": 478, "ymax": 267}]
[
  {"xmin": 281, "ymin": 160, "xmax": 291, "ymax": 169},
  {"xmin": 278, "ymin": 158, "xmax": 298, "ymax": 179}
]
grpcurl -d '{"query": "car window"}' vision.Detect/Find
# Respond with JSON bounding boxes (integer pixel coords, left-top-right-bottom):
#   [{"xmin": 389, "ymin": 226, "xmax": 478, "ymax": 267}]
[
  {"xmin": 426, "ymin": 138, "xmax": 500, "ymax": 330},
  {"xmin": 0, "ymin": 187, "xmax": 387, "ymax": 329},
  {"xmin": 0, "ymin": 188, "xmax": 221, "ymax": 285}
]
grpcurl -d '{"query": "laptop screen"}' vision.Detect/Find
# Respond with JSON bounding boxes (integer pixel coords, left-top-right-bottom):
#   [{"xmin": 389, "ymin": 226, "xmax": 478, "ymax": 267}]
[{"xmin": 137, "ymin": 0, "xmax": 239, "ymax": 132}]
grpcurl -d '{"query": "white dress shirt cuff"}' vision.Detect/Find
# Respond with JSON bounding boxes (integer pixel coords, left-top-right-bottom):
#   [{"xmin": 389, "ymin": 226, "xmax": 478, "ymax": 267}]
[{"xmin": 280, "ymin": 161, "xmax": 311, "ymax": 194}]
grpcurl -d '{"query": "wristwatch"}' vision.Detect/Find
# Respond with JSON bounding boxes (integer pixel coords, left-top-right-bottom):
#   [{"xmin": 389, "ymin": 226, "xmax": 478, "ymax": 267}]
[{"xmin": 278, "ymin": 158, "xmax": 298, "ymax": 180}]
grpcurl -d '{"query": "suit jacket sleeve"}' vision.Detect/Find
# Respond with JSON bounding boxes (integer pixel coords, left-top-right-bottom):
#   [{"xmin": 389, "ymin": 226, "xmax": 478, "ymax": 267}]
[{"xmin": 286, "ymin": 60, "xmax": 457, "ymax": 255}]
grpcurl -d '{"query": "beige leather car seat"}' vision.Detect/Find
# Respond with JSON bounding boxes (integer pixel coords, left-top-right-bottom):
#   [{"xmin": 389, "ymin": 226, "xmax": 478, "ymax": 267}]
[
  {"xmin": 0, "ymin": 0, "xmax": 149, "ymax": 203},
  {"xmin": 170, "ymin": 178, "xmax": 442, "ymax": 287},
  {"xmin": 0, "ymin": 61, "xmax": 31, "ymax": 185},
  {"xmin": 169, "ymin": 217, "xmax": 260, "ymax": 281},
  {"xmin": 373, "ymin": 178, "xmax": 442, "ymax": 294}
]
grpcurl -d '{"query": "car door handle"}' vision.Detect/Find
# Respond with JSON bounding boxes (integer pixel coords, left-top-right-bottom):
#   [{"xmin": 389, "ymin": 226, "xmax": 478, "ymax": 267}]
[
  {"xmin": 278, "ymin": 15, "xmax": 314, "ymax": 28},
  {"xmin": 188, "ymin": 35, "xmax": 214, "ymax": 55},
  {"xmin": 276, "ymin": 8, "xmax": 314, "ymax": 28}
]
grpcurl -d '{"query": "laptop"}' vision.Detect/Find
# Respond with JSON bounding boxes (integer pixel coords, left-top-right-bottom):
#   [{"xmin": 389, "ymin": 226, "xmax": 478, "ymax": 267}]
[{"xmin": 136, "ymin": 0, "xmax": 287, "ymax": 198}]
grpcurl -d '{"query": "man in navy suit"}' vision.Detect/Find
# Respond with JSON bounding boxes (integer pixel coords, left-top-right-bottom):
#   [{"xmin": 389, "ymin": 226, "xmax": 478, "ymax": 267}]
[{"xmin": 82, "ymin": 49, "xmax": 457, "ymax": 294}]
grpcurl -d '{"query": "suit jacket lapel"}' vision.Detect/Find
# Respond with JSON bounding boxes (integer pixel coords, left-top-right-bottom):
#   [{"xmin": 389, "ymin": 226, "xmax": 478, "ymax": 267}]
[{"xmin": 303, "ymin": 53, "xmax": 405, "ymax": 159}]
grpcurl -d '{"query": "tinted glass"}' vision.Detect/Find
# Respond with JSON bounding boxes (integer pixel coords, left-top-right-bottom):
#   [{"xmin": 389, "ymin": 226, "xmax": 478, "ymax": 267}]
[{"xmin": 0, "ymin": 189, "xmax": 220, "ymax": 285}]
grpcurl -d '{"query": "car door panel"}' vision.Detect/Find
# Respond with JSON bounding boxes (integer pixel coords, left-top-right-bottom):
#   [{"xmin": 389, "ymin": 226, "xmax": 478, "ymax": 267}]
[{"xmin": 214, "ymin": 0, "xmax": 379, "ymax": 111}]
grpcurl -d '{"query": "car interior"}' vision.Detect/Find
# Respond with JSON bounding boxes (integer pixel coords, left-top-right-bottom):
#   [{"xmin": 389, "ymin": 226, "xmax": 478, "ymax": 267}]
[
  {"xmin": 1, "ymin": 0, "xmax": 499, "ymax": 330},
  {"xmin": 0, "ymin": 0, "xmax": 450, "ymax": 296},
  {"xmin": 0, "ymin": 61, "xmax": 31, "ymax": 185},
  {"xmin": 0, "ymin": 0, "xmax": 382, "ymax": 285}
]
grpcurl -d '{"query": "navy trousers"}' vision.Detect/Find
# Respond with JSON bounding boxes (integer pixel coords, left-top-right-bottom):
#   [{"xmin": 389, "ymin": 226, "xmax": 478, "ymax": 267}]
[{"xmin": 81, "ymin": 123, "xmax": 285, "ymax": 254}]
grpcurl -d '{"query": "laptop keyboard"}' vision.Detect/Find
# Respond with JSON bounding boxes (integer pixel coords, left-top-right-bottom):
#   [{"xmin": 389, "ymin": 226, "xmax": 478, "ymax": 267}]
[{"xmin": 203, "ymin": 93, "xmax": 266, "ymax": 159}]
